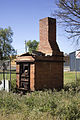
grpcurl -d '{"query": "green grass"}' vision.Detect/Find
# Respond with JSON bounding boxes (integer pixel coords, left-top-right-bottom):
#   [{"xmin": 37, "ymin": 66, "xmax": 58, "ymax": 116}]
[
  {"xmin": 0, "ymin": 71, "xmax": 16, "ymax": 80},
  {"xmin": 64, "ymin": 71, "xmax": 80, "ymax": 84}
]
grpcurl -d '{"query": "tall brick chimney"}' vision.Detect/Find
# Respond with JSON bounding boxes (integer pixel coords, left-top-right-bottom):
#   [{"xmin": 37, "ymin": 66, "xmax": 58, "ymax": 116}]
[{"xmin": 38, "ymin": 17, "xmax": 60, "ymax": 55}]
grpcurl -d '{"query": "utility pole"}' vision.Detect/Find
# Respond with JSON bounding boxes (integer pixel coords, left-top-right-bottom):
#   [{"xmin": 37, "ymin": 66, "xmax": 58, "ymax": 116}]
[
  {"xmin": 16, "ymin": 50, "xmax": 17, "ymax": 55},
  {"xmin": 75, "ymin": 52, "xmax": 77, "ymax": 84},
  {"xmin": 25, "ymin": 40, "xmax": 27, "ymax": 53}
]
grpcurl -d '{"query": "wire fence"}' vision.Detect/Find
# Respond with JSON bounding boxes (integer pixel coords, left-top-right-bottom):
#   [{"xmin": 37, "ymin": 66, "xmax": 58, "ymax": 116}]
[{"xmin": 0, "ymin": 59, "xmax": 16, "ymax": 91}]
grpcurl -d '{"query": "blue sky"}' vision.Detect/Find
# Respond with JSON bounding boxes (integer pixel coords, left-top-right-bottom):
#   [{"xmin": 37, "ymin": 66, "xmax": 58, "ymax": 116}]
[{"xmin": 0, "ymin": 0, "xmax": 79, "ymax": 54}]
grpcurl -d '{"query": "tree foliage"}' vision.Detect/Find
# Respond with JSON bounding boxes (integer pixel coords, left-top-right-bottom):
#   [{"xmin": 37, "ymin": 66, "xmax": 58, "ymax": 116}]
[
  {"xmin": 0, "ymin": 27, "xmax": 15, "ymax": 60},
  {"xmin": 53, "ymin": 0, "xmax": 80, "ymax": 41},
  {"xmin": 26, "ymin": 40, "xmax": 39, "ymax": 53}
]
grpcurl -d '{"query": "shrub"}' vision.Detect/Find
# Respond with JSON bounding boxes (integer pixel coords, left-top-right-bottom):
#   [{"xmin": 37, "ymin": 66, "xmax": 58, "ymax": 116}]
[
  {"xmin": 0, "ymin": 81, "xmax": 80, "ymax": 120},
  {"xmin": 0, "ymin": 91, "xmax": 22, "ymax": 114}
]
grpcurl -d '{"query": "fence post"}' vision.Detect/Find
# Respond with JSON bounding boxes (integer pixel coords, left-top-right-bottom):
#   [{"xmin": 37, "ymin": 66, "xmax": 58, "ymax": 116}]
[
  {"xmin": 10, "ymin": 57, "xmax": 11, "ymax": 91},
  {"xmin": 3, "ymin": 62, "xmax": 5, "ymax": 90}
]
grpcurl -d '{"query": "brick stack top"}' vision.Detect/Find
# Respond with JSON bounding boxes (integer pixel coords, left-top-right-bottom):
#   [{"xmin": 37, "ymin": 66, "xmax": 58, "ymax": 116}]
[{"xmin": 38, "ymin": 17, "xmax": 60, "ymax": 56}]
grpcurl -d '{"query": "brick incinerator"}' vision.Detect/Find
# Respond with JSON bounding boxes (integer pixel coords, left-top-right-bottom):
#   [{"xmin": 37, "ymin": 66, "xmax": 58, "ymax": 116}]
[{"xmin": 16, "ymin": 17, "xmax": 64, "ymax": 92}]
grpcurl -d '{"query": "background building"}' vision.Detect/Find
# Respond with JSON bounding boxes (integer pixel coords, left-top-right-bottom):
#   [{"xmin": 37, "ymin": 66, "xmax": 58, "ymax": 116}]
[{"xmin": 69, "ymin": 50, "xmax": 80, "ymax": 71}]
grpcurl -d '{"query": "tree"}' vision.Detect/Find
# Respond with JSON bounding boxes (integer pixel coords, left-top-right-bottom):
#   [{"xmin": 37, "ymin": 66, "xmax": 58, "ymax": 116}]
[
  {"xmin": 0, "ymin": 27, "xmax": 15, "ymax": 86},
  {"xmin": 26, "ymin": 40, "xmax": 39, "ymax": 53},
  {"xmin": 53, "ymin": 0, "xmax": 80, "ymax": 42},
  {"xmin": 0, "ymin": 27, "xmax": 15, "ymax": 60}
]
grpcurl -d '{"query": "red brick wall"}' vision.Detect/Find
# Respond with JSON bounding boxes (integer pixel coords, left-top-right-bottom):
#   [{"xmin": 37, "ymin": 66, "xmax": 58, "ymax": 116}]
[
  {"xmin": 38, "ymin": 17, "xmax": 60, "ymax": 55},
  {"xmin": 30, "ymin": 64, "xmax": 35, "ymax": 91},
  {"xmin": 35, "ymin": 56, "xmax": 63, "ymax": 90},
  {"xmin": 38, "ymin": 18, "xmax": 52, "ymax": 55}
]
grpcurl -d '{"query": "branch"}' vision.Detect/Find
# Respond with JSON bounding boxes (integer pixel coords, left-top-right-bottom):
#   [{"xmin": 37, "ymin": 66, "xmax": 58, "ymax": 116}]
[
  {"xmin": 54, "ymin": 11, "xmax": 80, "ymax": 24},
  {"xmin": 69, "ymin": 1, "xmax": 80, "ymax": 15},
  {"xmin": 65, "ymin": 30, "xmax": 80, "ymax": 34},
  {"xmin": 59, "ymin": 0, "xmax": 80, "ymax": 18},
  {"xmin": 68, "ymin": 33, "xmax": 80, "ymax": 38}
]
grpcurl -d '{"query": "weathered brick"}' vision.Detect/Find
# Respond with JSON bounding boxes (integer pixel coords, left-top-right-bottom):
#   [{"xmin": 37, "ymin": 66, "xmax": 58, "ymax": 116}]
[
  {"xmin": 16, "ymin": 17, "xmax": 64, "ymax": 92},
  {"xmin": 38, "ymin": 17, "xmax": 60, "ymax": 55}
]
